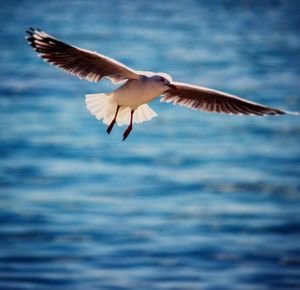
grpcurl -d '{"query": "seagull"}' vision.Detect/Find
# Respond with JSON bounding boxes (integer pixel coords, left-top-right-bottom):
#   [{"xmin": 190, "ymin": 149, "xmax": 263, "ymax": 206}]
[{"xmin": 26, "ymin": 28, "xmax": 298, "ymax": 140}]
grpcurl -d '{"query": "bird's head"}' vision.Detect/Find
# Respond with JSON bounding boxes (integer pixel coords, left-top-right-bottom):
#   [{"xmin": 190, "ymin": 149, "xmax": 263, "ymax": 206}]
[{"xmin": 152, "ymin": 75, "xmax": 177, "ymax": 92}]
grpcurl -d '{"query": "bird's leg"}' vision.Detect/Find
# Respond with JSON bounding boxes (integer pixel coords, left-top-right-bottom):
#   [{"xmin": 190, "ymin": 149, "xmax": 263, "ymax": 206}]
[
  {"xmin": 123, "ymin": 109, "xmax": 134, "ymax": 141},
  {"xmin": 106, "ymin": 105, "xmax": 120, "ymax": 134}
]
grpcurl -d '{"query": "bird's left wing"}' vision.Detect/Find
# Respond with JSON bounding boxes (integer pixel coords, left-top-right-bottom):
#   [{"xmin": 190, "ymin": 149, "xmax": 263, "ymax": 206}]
[
  {"xmin": 26, "ymin": 28, "xmax": 140, "ymax": 83},
  {"xmin": 161, "ymin": 81, "xmax": 296, "ymax": 116}
]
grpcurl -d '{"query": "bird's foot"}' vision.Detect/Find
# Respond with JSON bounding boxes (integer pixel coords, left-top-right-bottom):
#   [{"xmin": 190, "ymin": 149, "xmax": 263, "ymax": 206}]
[
  {"xmin": 107, "ymin": 106, "xmax": 120, "ymax": 135},
  {"xmin": 106, "ymin": 120, "xmax": 116, "ymax": 135},
  {"xmin": 123, "ymin": 125, "xmax": 132, "ymax": 141}
]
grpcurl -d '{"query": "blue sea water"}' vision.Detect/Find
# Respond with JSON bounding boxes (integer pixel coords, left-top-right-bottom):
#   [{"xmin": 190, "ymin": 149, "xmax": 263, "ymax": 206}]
[{"xmin": 0, "ymin": 0, "xmax": 300, "ymax": 289}]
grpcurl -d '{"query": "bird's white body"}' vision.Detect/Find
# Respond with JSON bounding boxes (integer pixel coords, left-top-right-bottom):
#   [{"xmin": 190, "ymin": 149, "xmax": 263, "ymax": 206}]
[
  {"xmin": 85, "ymin": 78, "xmax": 163, "ymax": 126},
  {"xmin": 85, "ymin": 75, "xmax": 170, "ymax": 128},
  {"xmin": 114, "ymin": 76, "xmax": 167, "ymax": 109}
]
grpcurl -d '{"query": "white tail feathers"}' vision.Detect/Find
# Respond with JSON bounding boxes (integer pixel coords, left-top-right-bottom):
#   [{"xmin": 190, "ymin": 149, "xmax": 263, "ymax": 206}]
[{"xmin": 85, "ymin": 93, "xmax": 157, "ymax": 126}]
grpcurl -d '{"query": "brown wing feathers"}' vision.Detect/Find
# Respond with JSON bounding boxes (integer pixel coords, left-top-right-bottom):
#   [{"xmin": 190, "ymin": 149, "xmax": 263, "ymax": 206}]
[
  {"xmin": 26, "ymin": 28, "xmax": 139, "ymax": 83},
  {"xmin": 162, "ymin": 83, "xmax": 286, "ymax": 116}
]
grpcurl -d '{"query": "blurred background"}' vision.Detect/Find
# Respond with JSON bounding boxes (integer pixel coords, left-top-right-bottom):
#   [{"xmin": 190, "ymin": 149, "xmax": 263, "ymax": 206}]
[{"xmin": 1, "ymin": 0, "xmax": 300, "ymax": 289}]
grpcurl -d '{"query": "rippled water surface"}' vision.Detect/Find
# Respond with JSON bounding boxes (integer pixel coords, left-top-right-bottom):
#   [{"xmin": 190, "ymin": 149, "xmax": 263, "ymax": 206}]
[{"xmin": 1, "ymin": 1, "xmax": 300, "ymax": 289}]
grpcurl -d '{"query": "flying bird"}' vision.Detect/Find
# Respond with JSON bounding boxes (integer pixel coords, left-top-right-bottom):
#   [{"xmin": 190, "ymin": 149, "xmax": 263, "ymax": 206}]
[{"xmin": 26, "ymin": 28, "xmax": 298, "ymax": 140}]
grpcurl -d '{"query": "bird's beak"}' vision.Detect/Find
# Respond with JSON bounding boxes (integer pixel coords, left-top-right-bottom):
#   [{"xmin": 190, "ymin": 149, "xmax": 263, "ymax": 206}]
[{"xmin": 167, "ymin": 84, "xmax": 177, "ymax": 91}]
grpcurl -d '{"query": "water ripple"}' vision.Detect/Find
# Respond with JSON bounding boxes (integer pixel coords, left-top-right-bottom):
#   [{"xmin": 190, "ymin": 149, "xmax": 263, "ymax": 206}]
[{"xmin": 1, "ymin": 1, "xmax": 300, "ymax": 290}]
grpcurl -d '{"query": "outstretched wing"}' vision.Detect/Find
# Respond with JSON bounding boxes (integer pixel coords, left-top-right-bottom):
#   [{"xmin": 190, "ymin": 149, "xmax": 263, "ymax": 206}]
[
  {"xmin": 26, "ymin": 28, "xmax": 140, "ymax": 83},
  {"xmin": 161, "ymin": 81, "xmax": 292, "ymax": 116}
]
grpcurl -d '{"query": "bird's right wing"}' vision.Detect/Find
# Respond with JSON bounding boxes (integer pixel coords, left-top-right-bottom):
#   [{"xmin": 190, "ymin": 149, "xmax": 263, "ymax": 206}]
[
  {"xmin": 161, "ymin": 81, "xmax": 297, "ymax": 116},
  {"xmin": 26, "ymin": 28, "xmax": 140, "ymax": 83}
]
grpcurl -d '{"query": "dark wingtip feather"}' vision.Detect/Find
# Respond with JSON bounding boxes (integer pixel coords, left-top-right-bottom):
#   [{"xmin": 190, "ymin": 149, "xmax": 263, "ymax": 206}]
[
  {"xmin": 26, "ymin": 28, "xmax": 46, "ymax": 50},
  {"xmin": 26, "ymin": 27, "xmax": 36, "ymax": 44},
  {"xmin": 26, "ymin": 27, "xmax": 43, "ymax": 38},
  {"xmin": 26, "ymin": 27, "xmax": 35, "ymax": 35}
]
